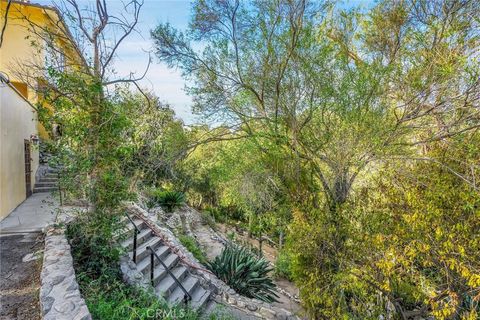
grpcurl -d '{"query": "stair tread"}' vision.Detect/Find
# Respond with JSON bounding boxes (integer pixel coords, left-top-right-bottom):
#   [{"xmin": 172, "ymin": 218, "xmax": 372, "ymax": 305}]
[
  {"xmin": 155, "ymin": 265, "xmax": 188, "ymax": 295},
  {"xmin": 127, "ymin": 236, "xmax": 161, "ymax": 262},
  {"xmin": 121, "ymin": 228, "xmax": 152, "ymax": 248},
  {"xmin": 155, "ymin": 264, "xmax": 186, "ymax": 280},
  {"xmin": 190, "ymin": 287, "xmax": 212, "ymax": 310},
  {"xmin": 136, "ymin": 246, "xmax": 177, "ymax": 273},
  {"xmin": 140, "ymin": 251, "xmax": 178, "ymax": 273},
  {"xmin": 122, "ymin": 218, "xmax": 145, "ymax": 232},
  {"xmin": 152, "ymin": 245, "xmax": 170, "ymax": 261},
  {"xmin": 35, "ymin": 184, "xmax": 57, "ymax": 188},
  {"xmin": 33, "ymin": 187, "xmax": 56, "ymax": 193},
  {"xmin": 167, "ymin": 275, "xmax": 199, "ymax": 304},
  {"xmin": 137, "ymin": 236, "xmax": 161, "ymax": 251}
]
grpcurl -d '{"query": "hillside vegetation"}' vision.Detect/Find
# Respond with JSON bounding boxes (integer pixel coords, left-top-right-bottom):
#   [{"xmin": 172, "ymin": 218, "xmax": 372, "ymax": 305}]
[{"xmin": 31, "ymin": 0, "xmax": 479, "ymax": 319}]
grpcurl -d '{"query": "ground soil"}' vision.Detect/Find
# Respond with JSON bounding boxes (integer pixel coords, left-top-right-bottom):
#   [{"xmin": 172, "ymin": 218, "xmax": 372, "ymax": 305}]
[
  {"xmin": 0, "ymin": 233, "xmax": 44, "ymax": 320},
  {"xmin": 190, "ymin": 217, "xmax": 304, "ymax": 316}
]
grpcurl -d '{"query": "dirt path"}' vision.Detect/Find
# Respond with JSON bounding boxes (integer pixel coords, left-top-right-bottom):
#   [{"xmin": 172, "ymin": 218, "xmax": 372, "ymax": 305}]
[
  {"xmin": 216, "ymin": 224, "xmax": 278, "ymax": 262},
  {"xmin": 191, "ymin": 218, "xmax": 304, "ymax": 316},
  {"xmin": 0, "ymin": 233, "xmax": 44, "ymax": 320}
]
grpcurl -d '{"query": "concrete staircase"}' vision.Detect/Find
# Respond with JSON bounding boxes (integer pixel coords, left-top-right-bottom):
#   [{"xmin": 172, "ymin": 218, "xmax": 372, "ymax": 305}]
[
  {"xmin": 121, "ymin": 217, "xmax": 215, "ymax": 312},
  {"xmin": 34, "ymin": 167, "xmax": 59, "ymax": 193}
]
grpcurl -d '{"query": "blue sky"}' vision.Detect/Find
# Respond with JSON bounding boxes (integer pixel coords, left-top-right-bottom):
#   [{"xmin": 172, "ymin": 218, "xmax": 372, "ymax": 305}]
[
  {"xmin": 35, "ymin": 0, "xmax": 374, "ymax": 123},
  {"xmin": 111, "ymin": 1, "xmax": 196, "ymax": 123},
  {"xmin": 36, "ymin": 0, "xmax": 197, "ymax": 122}
]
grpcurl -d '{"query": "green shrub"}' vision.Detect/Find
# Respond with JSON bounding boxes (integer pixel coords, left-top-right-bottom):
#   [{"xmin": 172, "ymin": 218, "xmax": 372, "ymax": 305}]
[
  {"xmin": 178, "ymin": 235, "xmax": 208, "ymax": 265},
  {"xmin": 66, "ymin": 211, "xmax": 123, "ymax": 279},
  {"xmin": 67, "ymin": 213, "xmax": 207, "ymax": 320},
  {"xmin": 274, "ymin": 250, "xmax": 293, "ymax": 281},
  {"xmin": 204, "ymin": 206, "xmax": 226, "ymax": 224},
  {"xmin": 149, "ymin": 190, "xmax": 186, "ymax": 212},
  {"xmin": 204, "ymin": 206, "xmax": 246, "ymax": 224},
  {"xmin": 201, "ymin": 210, "xmax": 218, "ymax": 230},
  {"xmin": 226, "ymin": 231, "xmax": 236, "ymax": 241},
  {"xmin": 207, "ymin": 243, "xmax": 279, "ymax": 303},
  {"xmin": 78, "ymin": 274, "xmax": 201, "ymax": 320}
]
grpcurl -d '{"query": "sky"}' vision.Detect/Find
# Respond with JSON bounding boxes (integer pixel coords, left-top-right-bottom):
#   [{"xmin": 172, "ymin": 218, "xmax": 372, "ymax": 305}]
[
  {"xmin": 36, "ymin": 0, "xmax": 197, "ymax": 123},
  {"xmin": 34, "ymin": 0, "xmax": 374, "ymax": 124},
  {"xmin": 113, "ymin": 0, "xmax": 195, "ymax": 122}
]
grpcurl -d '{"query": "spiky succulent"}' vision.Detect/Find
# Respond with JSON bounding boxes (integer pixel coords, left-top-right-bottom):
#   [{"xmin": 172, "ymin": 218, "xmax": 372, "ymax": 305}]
[
  {"xmin": 150, "ymin": 190, "xmax": 185, "ymax": 212},
  {"xmin": 207, "ymin": 243, "xmax": 279, "ymax": 303}
]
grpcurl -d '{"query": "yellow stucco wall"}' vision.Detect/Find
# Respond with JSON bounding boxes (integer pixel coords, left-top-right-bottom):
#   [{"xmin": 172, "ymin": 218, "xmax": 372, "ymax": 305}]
[
  {"xmin": 0, "ymin": 84, "xmax": 39, "ymax": 220},
  {"xmin": 0, "ymin": 0, "xmax": 55, "ymax": 139},
  {"xmin": 0, "ymin": 1, "xmax": 79, "ymax": 219}
]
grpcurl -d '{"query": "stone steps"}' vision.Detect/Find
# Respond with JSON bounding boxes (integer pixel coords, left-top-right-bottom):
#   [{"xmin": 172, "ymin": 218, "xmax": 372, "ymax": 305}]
[
  {"xmin": 37, "ymin": 177, "xmax": 58, "ymax": 183},
  {"xmin": 34, "ymin": 182, "xmax": 57, "ymax": 188},
  {"xmin": 33, "ymin": 165, "xmax": 60, "ymax": 194},
  {"xmin": 122, "ymin": 218, "xmax": 212, "ymax": 312},
  {"xmin": 33, "ymin": 186, "xmax": 57, "ymax": 193},
  {"xmin": 121, "ymin": 228, "xmax": 152, "ymax": 250},
  {"xmin": 156, "ymin": 265, "xmax": 189, "ymax": 296}
]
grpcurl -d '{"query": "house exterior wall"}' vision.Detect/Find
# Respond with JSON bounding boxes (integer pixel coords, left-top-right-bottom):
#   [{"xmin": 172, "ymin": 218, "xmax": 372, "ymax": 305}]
[
  {"xmin": 1, "ymin": 0, "xmax": 52, "ymax": 139},
  {"xmin": 0, "ymin": 1, "xmax": 79, "ymax": 220},
  {"xmin": 0, "ymin": 83, "xmax": 39, "ymax": 220}
]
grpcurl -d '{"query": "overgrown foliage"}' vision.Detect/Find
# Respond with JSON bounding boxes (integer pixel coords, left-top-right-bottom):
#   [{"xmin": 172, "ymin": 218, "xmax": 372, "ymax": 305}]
[
  {"xmin": 153, "ymin": 0, "xmax": 480, "ymax": 318},
  {"xmin": 67, "ymin": 214, "xmax": 203, "ymax": 320},
  {"xmin": 287, "ymin": 136, "xmax": 480, "ymax": 318},
  {"xmin": 208, "ymin": 243, "xmax": 279, "ymax": 303},
  {"xmin": 16, "ymin": 0, "xmax": 479, "ymax": 318},
  {"xmin": 149, "ymin": 190, "xmax": 186, "ymax": 212},
  {"xmin": 274, "ymin": 250, "xmax": 293, "ymax": 282},
  {"xmin": 178, "ymin": 235, "xmax": 208, "ymax": 265}
]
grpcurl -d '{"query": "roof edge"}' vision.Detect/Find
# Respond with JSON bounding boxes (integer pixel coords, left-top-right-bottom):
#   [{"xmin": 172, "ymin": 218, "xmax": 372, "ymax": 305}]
[{"xmin": 6, "ymin": 0, "xmax": 57, "ymax": 12}]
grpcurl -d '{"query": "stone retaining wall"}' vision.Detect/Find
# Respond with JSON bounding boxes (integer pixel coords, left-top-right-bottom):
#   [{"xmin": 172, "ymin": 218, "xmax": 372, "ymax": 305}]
[
  {"xmin": 124, "ymin": 202, "xmax": 300, "ymax": 320},
  {"xmin": 40, "ymin": 227, "xmax": 91, "ymax": 320}
]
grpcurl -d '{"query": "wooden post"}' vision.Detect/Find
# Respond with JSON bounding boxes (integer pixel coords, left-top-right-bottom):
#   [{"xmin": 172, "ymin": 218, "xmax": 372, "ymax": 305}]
[
  {"xmin": 258, "ymin": 235, "xmax": 263, "ymax": 257},
  {"xmin": 279, "ymin": 231, "xmax": 284, "ymax": 250}
]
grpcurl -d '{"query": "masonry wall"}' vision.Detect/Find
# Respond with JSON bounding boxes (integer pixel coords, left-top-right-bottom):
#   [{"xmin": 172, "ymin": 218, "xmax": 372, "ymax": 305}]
[{"xmin": 0, "ymin": 84, "xmax": 39, "ymax": 220}]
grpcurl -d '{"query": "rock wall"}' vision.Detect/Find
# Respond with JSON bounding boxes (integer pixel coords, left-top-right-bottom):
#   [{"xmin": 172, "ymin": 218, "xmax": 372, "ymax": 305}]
[
  {"xmin": 124, "ymin": 202, "xmax": 300, "ymax": 320},
  {"xmin": 119, "ymin": 255, "xmax": 151, "ymax": 290},
  {"xmin": 40, "ymin": 227, "xmax": 91, "ymax": 320}
]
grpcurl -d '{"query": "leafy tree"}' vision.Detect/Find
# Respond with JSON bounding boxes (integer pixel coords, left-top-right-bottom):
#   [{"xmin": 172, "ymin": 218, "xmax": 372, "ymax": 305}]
[
  {"xmin": 152, "ymin": 0, "xmax": 479, "ymax": 213},
  {"xmin": 354, "ymin": 135, "xmax": 480, "ymax": 319},
  {"xmin": 153, "ymin": 0, "xmax": 480, "ymax": 317},
  {"xmin": 12, "ymin": 0, "xmax": 156, "ymax": 211}
]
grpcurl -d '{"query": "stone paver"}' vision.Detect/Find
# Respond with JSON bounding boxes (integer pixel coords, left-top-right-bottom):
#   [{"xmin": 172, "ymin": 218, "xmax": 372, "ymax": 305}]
[
  {"xmin": 40, "ymin": 228, "xmax": 91, "ymax": 320},
  {"xmin": 0, "ymin": 193, "xmax": 60, "ymax": 233}
]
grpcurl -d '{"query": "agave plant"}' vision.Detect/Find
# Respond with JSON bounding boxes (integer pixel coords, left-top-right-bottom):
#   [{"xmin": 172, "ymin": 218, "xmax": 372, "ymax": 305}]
[
  {"xmin": 150, "ymin": 190, "xmax": 186, "ymax": 212},
  {"xmin": 207, "ymin": 243, "xmax": 279, "ymax": 303}
]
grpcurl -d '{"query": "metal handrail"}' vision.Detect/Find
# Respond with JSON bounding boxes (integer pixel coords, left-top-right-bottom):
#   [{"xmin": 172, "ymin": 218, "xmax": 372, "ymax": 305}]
[
  {"xmin": 58, "ymin": 171, "xmax": 63, "ymax": 206},
  {"xmin": 123, "ymin": 211, "xmax": 140, "ymax": 263},
  {"xmin": 146, "ymin": 245, "xmax": 192, "ymax": 305}
]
